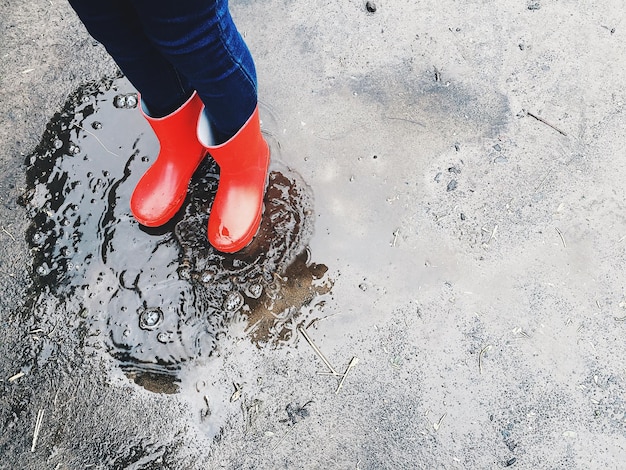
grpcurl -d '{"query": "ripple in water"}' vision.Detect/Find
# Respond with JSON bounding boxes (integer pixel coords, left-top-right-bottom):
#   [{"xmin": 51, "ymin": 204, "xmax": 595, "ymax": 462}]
[{"xmin": 22, "ymin": 77, "xmax": 332, "ymax": 392}]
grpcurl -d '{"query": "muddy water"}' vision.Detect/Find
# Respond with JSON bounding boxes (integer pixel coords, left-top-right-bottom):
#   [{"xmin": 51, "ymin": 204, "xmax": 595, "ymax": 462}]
[{"xmin": 23, "ymin": 77, "xmax": 330, "ymax": 393}]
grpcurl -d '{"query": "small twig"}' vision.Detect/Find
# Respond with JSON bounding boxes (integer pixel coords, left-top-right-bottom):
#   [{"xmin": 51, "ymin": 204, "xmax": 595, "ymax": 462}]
[
  {"xmin": 298, "ymin": 327, "xmax": 340, "ymax": 376},
  {"xmin": 487, "ymin": 225, "xmax": 498, "ymax": 244},
  {"xmin": 533, "ymin": 169, "xmax": 553, "ymax": 193},
  {"xmin": 31, "ymin": 409, "xmax": 44, "ymax": 452},
  {"xmin": 305, "ymin": 313, "xmax": 339, "ymax": 330},
  {"xmin": 478, "ymin": 344, "xmax": 492, "ymax": 374},
  {"xmin": 615, "ymin": 316, "xmax": 626, "ymax": 322},
  {"xmin": 271, "ymin": 426, "xmax": 295, "ymax": 451},
  {"xmin": 383, "ymin": 115, "xmax": 426, "ymax": 127},
  {"xmin": 433, "ymin": 413, "xmax": 447, "ymax": 431},
  {"xmin": 526, "ymin": 111, "xmax": 567, "ymax": 136},
  {"xmin": 555, "ymin": 227, "xmax": 567, "ymax": 248},
  {"xmin": 230, "ymin": 383, "xmax": 242, "ymax": 403},
  {"xmin": 434, "ymin": 66, "xmax": 442, "ymax": 82},
  {"xmin": 2, "ymin": 227, "xmax": 16, "ymax": 242},
  {"xmin": 245, "ymin": 319, "xmax": 262, "ymax": 336},
  {"xmin": 75, "ymin": 124, "xmax": 120, "ymax": 157},
  {"xmin": 512, "ymin": 327, "xmax": 530, "ymax": 339},
  {"xmin": 391, "ymin": 229, "xmax": 399, "ymax": 247},
  {"xmin": 8, "ymin": 372, "xmax": 25, "ymax": 382},
  {"xmin": 482, "ymin": 225, "xmax": 498, "ymax": 246},
  {"xmin": 335, "ymin": 357, "xmax": 359, "ymax": 394}
]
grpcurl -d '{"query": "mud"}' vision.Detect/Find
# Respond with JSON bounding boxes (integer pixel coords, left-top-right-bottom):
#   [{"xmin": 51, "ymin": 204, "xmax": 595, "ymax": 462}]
[{"xmin": 22, "ymin": 77, "xmax": 330, "ymax": 392}]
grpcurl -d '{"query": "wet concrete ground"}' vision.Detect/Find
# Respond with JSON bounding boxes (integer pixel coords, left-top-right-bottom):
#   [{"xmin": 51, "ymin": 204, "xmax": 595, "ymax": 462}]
[{"xmin": 2, "ymin": 0, "xmax": 626, "ymax": 469}]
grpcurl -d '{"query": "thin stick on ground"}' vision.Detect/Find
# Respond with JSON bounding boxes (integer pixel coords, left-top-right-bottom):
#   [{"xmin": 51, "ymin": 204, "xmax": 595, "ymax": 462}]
[
  {"xmin": 8, "ymin": 372, "xmax": 25, "ymax": 382},
  {"xmin": 526, "ymin": 111, "xmax": 567, "ymax": 136},
  {"xmin": 75, "ymin": 124, "xmax": 120, "ymax": 157},
  {"xmin": 479, "ymin": 344, "xmax": 492, "ymax": 374},
  {"xmin": 555, "ymin": 227, "xmax": 567, "ymax": 248},
  {"xmin": 433, "ymin": 412, "xmax": 447, "ymax": 431},
  {"xmin": 31, "ymin": 409, "xmax": 44, "ymax": 452},
  {"xmin": 481, "ymin": 224, "xmax": 498, "ymax": 246},
  {"xmin": 391, "ymin": 229, "xmax": 399, "ymax": 247},
  {"xmin": 534, "ymin": 169, "xmax": 553, "ymax": 193},
  {"xmin": 271, "ymin": 425, "xmax": 295, "ymax": 452},
  {"xmin": 2, "ymin": 227, "xmax": 16, "ymax": 242},
  {"xmin": 335, "ymin": 357, "xmax": 359, "ymax": 394},
  {"xmin": 298, "ymin": 327, "xmax": 340, "ymax": 376}
]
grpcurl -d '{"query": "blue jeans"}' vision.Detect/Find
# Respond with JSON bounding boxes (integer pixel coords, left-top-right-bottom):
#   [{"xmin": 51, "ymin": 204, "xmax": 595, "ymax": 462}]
[{"xmin": 68, "ymin": 0, "xmax": 257, "ymax": 143}]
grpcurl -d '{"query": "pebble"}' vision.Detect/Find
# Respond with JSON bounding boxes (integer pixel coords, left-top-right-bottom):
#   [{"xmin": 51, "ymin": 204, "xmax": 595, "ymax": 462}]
[
  {"xmin": 366, "ymin": 1, "xmax": 377, "ymax": 13},
  {"xmin": 447, "ymin": 179, "xmax": 458, "ymax": 192}
]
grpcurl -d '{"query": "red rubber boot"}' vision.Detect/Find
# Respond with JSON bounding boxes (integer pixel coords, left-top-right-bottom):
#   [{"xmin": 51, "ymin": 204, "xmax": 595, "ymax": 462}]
[
  {"xmin": 198, "ymin": 106, "xmax": 270, "ymax": 253},
  {"xmin": 130, "ymin": 92, "xmax": 206, "ymax": 227}
]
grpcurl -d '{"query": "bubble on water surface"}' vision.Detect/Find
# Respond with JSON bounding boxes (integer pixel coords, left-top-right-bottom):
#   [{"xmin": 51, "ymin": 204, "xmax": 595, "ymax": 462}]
[
  {"xmin": 157, "ymin": 331, "xmax": 175, "ymax": 344},
  {"xmin": 125, "ymin": 94, "xmax": 138, "ymax": 108},
  {"xmin": 68, "ymin": 144, "xmax": 80, "ymax": 155},
  {"xmin": 113, "ymin": 93, "xmax": 138, "ymax": 109},
  {"xmin": 36, "ymin": 264, "xmax": 50, "ymax": 276},
  {"xmin": 245, "ymin": 283, "xmax": 263, "ymax": 299},
  {"xmin": 139, "ymin": 308, "xmax": 163, "ymax": 330},
  {"xmin": 113, "ymin": 94, "xmax": 127, "ymax": 108},
  {"xmin": 223, "ymin": 291, "xmax": 244, "ymax": 313}
]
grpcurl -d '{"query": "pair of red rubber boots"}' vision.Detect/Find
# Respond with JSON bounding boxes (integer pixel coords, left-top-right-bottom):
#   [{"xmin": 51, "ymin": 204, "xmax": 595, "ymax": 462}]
[{"xmin": 129, "ymin": 92, "xmax": 269, "ymax": 253}]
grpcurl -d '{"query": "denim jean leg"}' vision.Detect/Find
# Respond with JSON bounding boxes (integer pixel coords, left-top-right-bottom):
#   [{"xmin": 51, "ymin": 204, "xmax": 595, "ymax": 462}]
[
  {"xmin": 130, "ymin": 0, "xmax": 258, "ymax": 142},
  {"xmin": 68, "ymin": 0, "xmax": 194, "ymax": 117}
]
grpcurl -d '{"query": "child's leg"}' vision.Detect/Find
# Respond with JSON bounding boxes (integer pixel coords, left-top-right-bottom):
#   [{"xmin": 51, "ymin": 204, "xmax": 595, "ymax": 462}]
[
  {"xmin": 68, "ymin": 0, "xmax": 194, "ymax": 117},
  {"xmin": 128, "ymin": 0, "xmax": 258, "ymax": 143}
]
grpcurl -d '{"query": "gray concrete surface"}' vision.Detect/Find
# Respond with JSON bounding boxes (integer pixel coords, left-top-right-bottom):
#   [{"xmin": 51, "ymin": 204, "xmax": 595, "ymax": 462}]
[{"xmin": 2, "ymin": 0, "xmax": 626, "ymax": 468}]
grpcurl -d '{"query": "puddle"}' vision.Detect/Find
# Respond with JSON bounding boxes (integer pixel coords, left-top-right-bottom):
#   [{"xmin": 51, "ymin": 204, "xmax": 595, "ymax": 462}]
[{"xmin": 22, "ymin": 77, "xmax": 330, "ymax": 392}]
